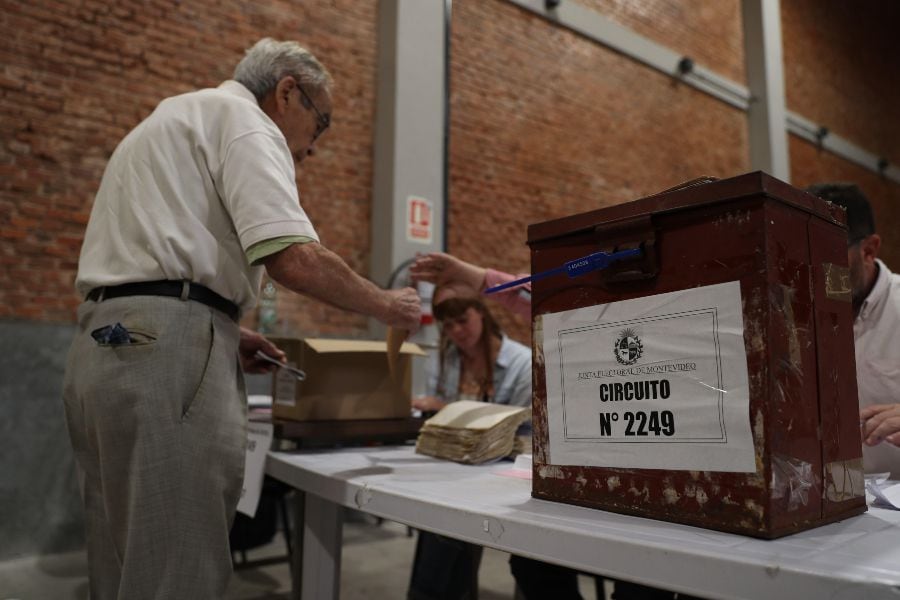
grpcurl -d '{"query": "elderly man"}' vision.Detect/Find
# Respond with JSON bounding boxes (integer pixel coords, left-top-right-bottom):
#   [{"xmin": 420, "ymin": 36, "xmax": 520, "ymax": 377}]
[
  {"xmin": 64, "ymin": 38, "xmax": 420, "ymax": 599},
  {"xmin": 807, "ymin": 183, "xmax": 900, "ymax": 477}
]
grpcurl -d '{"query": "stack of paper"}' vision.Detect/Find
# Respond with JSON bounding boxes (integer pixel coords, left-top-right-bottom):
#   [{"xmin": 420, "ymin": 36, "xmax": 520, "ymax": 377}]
[{"xmin": 416, "ymin": 400, "xmax": 531, "ymax": 464}]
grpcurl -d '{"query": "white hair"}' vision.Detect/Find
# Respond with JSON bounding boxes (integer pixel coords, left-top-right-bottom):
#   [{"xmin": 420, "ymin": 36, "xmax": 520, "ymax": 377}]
[{"xmin": 233, "ymin": 38, "xmax": 332, "ymax": 100}]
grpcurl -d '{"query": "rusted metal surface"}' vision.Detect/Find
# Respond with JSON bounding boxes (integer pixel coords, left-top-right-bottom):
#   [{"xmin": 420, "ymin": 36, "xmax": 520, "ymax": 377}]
[{"xmin": 527, "ymin": 172, "xmax": 866, "ymax": 539}]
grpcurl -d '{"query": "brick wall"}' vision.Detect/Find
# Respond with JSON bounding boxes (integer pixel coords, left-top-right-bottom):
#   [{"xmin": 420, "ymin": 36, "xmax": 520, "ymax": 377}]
[
  {"xmin": 448, "ymin": 0, "xmax": 749, "ymax": 341},
  {"xmin": 782, "ymin": 0, "xmax": 900, "ymax": 272},
  {"xmin": 0, "ymin": 0, "xmax": 378, "ymax": 335},
  {"xmin": 2, "ymin": 0, "xmax": 898, "ymax": 342},
  {"xmin": 782, "ymin": 0, "xmax": 900, "ymax": 167},
  {"xmin": 576, "ymin": 0, "xmax": 746, "ymax": 83}
]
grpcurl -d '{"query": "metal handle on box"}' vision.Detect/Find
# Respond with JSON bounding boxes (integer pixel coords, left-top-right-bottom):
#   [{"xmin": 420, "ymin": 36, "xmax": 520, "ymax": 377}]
[{"xmin": 592, "ymin": 214, "xmax": 659, "ymax": 283}]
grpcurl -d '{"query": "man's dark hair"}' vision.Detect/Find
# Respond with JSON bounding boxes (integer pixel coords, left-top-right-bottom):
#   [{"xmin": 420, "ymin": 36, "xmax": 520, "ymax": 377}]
[{"xmin": 806, "ymin": 182, "xmax": 876, "ymax": 244}]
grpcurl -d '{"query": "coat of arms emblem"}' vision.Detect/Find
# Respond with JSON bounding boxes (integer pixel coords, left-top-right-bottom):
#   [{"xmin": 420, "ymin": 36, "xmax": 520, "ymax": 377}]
[{"xmin": 614, "ymin": 327, "xmax": 643, "ymax": 365}]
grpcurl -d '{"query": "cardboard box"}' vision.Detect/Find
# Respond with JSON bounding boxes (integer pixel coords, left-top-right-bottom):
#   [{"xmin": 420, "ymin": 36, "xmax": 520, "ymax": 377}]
[
  {"xmin": 528, "ymin": 172, "xmax": 866, "ymax": 538},
  {"xmin": 270, "ymin": 337, "xmax": 425, "ymax": 422}
]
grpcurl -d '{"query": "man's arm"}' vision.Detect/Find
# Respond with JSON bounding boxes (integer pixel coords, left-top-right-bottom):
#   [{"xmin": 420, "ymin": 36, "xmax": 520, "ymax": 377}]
[
  {"xmin": 410, "ymin": 252, "xmax": 531, "ymax": 319},
  {"xmin": 482, "ymin": 268, "xmax": 532, "ymax": 320},
  {"xmin": 410, "ymin": 252, "xmax": 486, "ymax": 292},
  {"xmin": 262, "ymin": 242, "xmax": 421, "ymax": 331}
]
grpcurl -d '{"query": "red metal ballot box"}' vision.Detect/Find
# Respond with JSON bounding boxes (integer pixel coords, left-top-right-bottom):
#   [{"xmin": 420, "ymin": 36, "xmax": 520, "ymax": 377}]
[{"xmin": 528, "ymin": 172, "xmax": 866, "ymax": 538}]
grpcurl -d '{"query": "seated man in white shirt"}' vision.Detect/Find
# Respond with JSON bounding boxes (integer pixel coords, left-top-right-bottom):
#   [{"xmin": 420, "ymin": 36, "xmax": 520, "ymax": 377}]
[{"xmin": 807, "ymin": 183, "xmax": 900, "ymax": 478}]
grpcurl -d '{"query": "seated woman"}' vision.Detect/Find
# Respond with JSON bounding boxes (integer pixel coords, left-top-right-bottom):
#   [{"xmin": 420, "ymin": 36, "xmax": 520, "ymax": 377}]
[
  {"xmin": 413, "ymin": 284, "xmax": 531, "ymax": 420},
  {"xmin": 408, "ymin": 285, "xmax": 531, "ymax": 600},
  {"xmin": 411, "ymin": 253, "xmax": 699, "ymax": 600}
]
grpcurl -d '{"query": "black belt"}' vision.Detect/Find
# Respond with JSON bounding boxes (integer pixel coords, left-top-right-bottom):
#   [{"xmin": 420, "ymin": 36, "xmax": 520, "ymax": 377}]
[{"xmin": 87, "ymin": 280, "xmax": 241, "ymax": 322}]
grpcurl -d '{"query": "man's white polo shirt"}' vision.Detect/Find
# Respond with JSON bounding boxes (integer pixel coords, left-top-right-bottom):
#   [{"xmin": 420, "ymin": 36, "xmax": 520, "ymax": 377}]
[{"xmin": 76, "ymin": 80, "xmax": 318, "ymax": 313}]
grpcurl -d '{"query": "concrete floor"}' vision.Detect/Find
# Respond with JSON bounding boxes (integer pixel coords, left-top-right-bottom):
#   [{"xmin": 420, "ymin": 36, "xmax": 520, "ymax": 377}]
[{"xmin": 0, "ymin": 511, "xmax": 601, "ymax": 600}]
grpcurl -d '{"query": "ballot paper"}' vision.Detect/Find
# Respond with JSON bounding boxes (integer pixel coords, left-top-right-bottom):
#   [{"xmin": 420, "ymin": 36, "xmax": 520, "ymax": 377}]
[
  {"xmin": 415, "ymin": 400, "xmax": 531, "ymax": 464},
  {"xmin": 386, "ymin": 326, "xmax": 409, "ymax": 377},
  {"xmin": 237, "ymin": 421, "xmax": 274, "ymax": 518},
  {"xmin": 865, "ymin": 473, "xmax": 900, "ymax": 510}
]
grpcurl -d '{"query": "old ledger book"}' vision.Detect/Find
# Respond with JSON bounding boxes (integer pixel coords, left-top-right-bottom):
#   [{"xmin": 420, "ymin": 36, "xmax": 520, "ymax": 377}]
[{"xmin": 415, "ymin": 400, "xmax": 531, "ymax": 465}]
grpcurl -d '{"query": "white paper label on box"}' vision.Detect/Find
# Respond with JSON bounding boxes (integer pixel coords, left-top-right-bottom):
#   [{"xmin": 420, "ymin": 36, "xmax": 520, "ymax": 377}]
[
  {"xmin": 542, "ymin": 280, "xmax": 755, "ymax": 472},
  {"xmin": 237, "ymin": 421, "xmax": 274, "ymax": 518},
  {"xmin": 273, "ymin": 363, "xmax": 298, "ymax": 406}
]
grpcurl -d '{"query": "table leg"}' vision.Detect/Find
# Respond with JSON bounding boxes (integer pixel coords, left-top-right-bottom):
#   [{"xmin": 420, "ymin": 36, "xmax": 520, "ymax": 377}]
[
  {"xmin": 289, "ymin": 491, "xmax": 305, "ymax": 600},
  {"xmin": 301, "ymin": 491, "xmax": 343, "ymax": 600}
]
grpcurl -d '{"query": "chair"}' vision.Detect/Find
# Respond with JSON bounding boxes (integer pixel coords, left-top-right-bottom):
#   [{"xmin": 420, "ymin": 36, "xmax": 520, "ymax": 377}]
[{"xmin": 230, "ymin": 476, "xmax": 293, "ymax": 569}]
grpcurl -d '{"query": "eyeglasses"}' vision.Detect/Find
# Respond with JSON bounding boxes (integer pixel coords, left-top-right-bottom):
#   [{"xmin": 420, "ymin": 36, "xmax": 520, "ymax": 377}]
[{"xmin": 294, "ymin": 78, "xmax": 330, "ymax": 142}]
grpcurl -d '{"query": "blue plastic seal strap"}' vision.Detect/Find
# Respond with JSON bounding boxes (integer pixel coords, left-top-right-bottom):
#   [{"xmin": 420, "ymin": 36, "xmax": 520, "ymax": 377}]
[{"xmin": 483, "ymin": 248, "xmax": 642, "ymax": 295}]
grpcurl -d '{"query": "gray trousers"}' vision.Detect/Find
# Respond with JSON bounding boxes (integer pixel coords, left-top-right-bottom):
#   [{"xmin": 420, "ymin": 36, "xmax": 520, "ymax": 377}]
[{"xmin": 63, "ymin": 295, "xmax": 247, "ymax": 600}]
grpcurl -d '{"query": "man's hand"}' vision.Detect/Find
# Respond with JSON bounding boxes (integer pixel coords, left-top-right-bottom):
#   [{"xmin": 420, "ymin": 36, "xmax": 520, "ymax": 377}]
[
  {"xmin": 860, "ymin": 403, "xmax": 900, "ymax": 447},
  {"xmin": 382, "ymin": 287, "xmax": 422, "ymax": 333},
  {"xmin": 410, "ymin": 252, "xmax": 486, "ymax": 294},
  {"xmin": 239, "ymin": 327, "xmax": 286, "ymax": 374}
]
